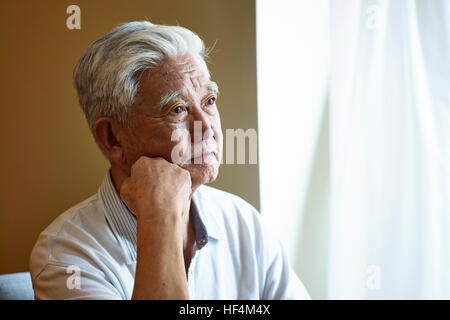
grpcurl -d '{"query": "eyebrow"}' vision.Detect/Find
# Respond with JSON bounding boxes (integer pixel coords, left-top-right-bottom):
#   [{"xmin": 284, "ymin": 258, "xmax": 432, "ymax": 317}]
[
  {"xmin": 206, "ymin": 81, "xmax": 219, "ymax": 96},
  {"xmin": 159, "ymin": 90, "xmax": 182, "ymax": 108},
  {"xmin": 159, "ymin": 81, "xmax": 219, "ymax": 108}
]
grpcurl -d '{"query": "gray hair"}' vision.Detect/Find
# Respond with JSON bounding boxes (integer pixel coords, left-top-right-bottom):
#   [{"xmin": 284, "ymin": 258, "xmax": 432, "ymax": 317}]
[{"xmin": 73, "ymin": 21, "xmax": 210, "ymax": 128}]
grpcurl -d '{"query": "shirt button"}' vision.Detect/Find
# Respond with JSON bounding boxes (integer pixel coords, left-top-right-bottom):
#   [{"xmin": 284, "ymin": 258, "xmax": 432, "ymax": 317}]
[{"xmin": 198, "ymin": 238, "xmax": 206, "ymax": 245}]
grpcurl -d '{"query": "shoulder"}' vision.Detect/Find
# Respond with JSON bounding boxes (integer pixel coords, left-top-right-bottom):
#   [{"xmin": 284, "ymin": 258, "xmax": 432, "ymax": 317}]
[
  {"xmin": 194, "ymin": 185, "xmax": 269, "ymax": 246},
  {"xmin": 29, "ymin": 193, "xmax": 116, "ymax": 280},
  {"xmin": 195, "ymin": 184, "xmax": 253, "ymax": 204},
  {"xmin": 32, "ymin": 193, "xmax": 107, "ymax": 243},
  {"xmin": 195, "ymin": 184, "xmax": 260, "ymax": 223},
  {"xmin": 38, "ymin": 194, "xmax": 102, "ymax": 235}
]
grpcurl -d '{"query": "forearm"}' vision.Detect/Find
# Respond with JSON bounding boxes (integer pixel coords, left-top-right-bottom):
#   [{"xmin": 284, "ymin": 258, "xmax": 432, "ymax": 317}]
[{"xmin": 131, "ymin": 215, "xmax": 189, "ymax": 300}]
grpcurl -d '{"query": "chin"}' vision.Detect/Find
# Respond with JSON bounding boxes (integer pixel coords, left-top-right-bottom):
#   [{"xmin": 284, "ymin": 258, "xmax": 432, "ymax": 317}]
[{"xmin": 183, "ymin": 162, "xmax": 220, "ymax": 189}]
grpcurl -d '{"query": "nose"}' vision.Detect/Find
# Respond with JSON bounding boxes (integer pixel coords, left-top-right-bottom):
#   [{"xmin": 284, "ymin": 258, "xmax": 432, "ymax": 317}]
[{"xmin": 190, "ymin": 107, "xmax": 213, "ymax": 143}]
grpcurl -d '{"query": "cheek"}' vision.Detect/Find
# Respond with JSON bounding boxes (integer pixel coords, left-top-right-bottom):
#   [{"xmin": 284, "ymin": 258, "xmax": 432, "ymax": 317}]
[
  {"xmin": 126, "ymin": 124, "xmax": 184, "ymax": 162},
  {"xmin": 168, "ymin": 127, "xmax": 193, "ymax": 164},
  {"xmin": 213, "ymin": 124, "xmax": 223, "ymax": 156},
  {"xmin": 212, "ymin": 116, "xmax": 223, "ymax": 142},
  {"xmin": 210, "ymin": 129, "xmax": 223, "ymax": 163},
  {"xmin": 121, "ymin": 132, "xmax": 146, "ymax": 165}
]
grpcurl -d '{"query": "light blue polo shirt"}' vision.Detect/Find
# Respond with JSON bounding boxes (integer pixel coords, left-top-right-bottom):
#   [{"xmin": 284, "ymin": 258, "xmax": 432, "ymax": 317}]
[{"xmin": 29, "ymin": 171, "xmax": 310, "ymax": 300}]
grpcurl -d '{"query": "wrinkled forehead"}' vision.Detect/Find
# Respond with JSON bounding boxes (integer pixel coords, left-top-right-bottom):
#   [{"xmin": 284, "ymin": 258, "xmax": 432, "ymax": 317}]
[
  {"xmin": 162, "ymin": 55, "xmax": 208, "ymax": 81},
  {"xmin": 138, "ymin": 55, "xmax": 210, "ymax": 107}
]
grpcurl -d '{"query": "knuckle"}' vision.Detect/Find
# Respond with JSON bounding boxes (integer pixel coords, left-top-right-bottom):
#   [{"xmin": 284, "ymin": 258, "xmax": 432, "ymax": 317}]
[
  {"xmin": 137, "ymin": 156, "xmax": 151, "ymax": 167},
  {"xmin": 119, "ymin": 184, "xmax": 128, "ymax": 197},
  {"xmin": 181, "ymin": 169, "xmax": 191, "ymax": 180}
]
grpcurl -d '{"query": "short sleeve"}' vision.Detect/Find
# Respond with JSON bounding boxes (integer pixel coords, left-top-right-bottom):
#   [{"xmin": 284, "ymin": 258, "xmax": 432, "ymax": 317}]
[
  {"xmin": 261, "ymin": 239, "xmax": 311, "ymax": 299},
  {"xmin": 254, "ymin": 212, "xmax": 311, "ymax": 300},
  {"xmin": 32, "ymin": 263, "xmax": 123, "ymax": 300}
]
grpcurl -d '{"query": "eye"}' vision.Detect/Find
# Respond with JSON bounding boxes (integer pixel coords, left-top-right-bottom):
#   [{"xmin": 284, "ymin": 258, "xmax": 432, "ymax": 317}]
[
  {"xmin": 206, "ymin": 97, "xmax": 216, "ymax": 105},
  {"xmin": 171, "ymin": 105, "xmax": 186, "ymax": 114}
]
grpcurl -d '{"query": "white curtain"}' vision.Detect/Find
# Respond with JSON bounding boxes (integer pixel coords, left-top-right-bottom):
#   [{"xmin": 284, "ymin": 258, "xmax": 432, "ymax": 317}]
[
  {"xmin": 257, "ymin": 0, "xmax": 450, "ymax": 299},
  {"xmin": 328, "ymin": 0, "xmax": 450, "ymax": 299},
  {"xmin": 256, "ymin": 0, "xmax": 329, "ymax": 261},
  {"xmin": 256, "ymin": 0, "xmax": 330, "ymax": 299}
]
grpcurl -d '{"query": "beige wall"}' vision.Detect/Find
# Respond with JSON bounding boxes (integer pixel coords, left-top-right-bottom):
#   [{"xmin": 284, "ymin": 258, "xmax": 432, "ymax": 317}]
[{"xmin": 0, "ymin": 0, "xmax": 258, "ymax": 274}]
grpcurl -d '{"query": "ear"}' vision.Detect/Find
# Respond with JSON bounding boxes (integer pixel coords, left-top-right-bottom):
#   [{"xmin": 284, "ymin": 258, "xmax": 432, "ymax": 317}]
[{"xmin": 92, "ymin": 117, "xmax": 125, "ymax": 164}]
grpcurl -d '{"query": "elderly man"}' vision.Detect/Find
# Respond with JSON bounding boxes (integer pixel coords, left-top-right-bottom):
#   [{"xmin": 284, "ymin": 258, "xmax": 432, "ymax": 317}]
[{"xmin": 29, "ymin": 21, "xmax": 310, "ymax": 300}]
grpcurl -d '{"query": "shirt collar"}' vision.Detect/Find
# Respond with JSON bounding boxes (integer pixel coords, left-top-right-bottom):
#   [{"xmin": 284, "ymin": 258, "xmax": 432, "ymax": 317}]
[
  {"xmin": 98, "ymin": 170, "xmax": 223, "ymax": 264},
  {"xmin": 191, "ymin": 186, "xmax": 225, "ymax": 241}
]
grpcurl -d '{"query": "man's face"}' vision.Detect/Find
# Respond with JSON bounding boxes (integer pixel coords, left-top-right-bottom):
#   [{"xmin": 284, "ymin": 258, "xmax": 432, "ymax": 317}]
[{"xmin": 118, "ymin": 54, "xmax": 223, "ymax": 190}]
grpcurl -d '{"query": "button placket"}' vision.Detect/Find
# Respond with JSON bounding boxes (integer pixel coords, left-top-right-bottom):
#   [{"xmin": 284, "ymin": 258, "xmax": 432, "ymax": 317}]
[{"xmin": 187, "ymin": 242, "xmax": 201, "ymax": 297}]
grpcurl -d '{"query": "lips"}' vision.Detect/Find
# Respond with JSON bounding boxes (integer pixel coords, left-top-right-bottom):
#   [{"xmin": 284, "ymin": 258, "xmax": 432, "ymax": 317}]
[
  {"xmin": 190, "ymin": 150, "xmax": 216, "ymax": 161},
  {"xmin": 189, "ymin": 141, "xmax": 217, "ymax": 159}
]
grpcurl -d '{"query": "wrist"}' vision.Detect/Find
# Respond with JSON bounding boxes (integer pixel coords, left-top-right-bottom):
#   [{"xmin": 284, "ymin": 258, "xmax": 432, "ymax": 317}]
[
  {"xmin": 136, "ymin": 206, "xmax": 181, "ymax": 223},
  {"xmin": 136, "ymin": 212, "xmax": 183, "ymax": 243}
]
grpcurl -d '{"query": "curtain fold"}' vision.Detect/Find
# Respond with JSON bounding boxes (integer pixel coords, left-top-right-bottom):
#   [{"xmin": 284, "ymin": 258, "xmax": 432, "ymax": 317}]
[{"xmin": 328, "ymin": 0, "xmax": 450, "ymax": 299}]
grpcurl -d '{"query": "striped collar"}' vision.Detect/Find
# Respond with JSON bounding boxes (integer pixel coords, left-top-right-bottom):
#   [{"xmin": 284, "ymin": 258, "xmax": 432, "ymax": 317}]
[{"xmin": 98, "ymin": 170, "xmax": 218, "ymax": 264}]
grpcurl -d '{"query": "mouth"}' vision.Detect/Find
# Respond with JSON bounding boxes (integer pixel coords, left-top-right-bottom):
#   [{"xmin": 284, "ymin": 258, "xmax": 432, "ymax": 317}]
[
  {"xmin": 191, "ymin": 150, "xmax": 215, "ymax": 160},
  {"xmin": 182, "ymin": 149, "xmax": 217, "ymax": 165}
]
